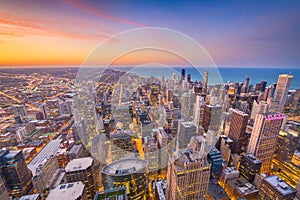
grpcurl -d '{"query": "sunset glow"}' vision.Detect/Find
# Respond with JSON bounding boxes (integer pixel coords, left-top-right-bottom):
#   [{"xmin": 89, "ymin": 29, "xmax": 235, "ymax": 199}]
[{"xmin": 0, "ymin": 0, "xmax": 299, "ymax": 67}]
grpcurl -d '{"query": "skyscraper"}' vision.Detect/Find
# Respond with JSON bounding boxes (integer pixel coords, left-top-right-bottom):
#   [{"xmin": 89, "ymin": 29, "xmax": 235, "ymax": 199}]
[
  {"xmin": 274, "ymin": 74, "xmax": 293, "ymax": 112},
  {"xmin": 202, "ymin": 104, "xmax": 222, "ymax": 133},
  {"xmin": 220, "ymin": 135, "xmax": 233, "ymax": 163},
  {"xmin": 241, "ymin": 75, "xmax": 250, "ymax": 93},
  {"xmin": 0, "ymin": 150, "xmax": 33, "ymax": 198},
  {"xmin": 239, "ymin": 153, "xmax": 262, "ymax": 183},
  {"xmin": 39, "ymin": 103, "xmax": 48, "ymax": 119},
  {"xmin": 178, "ymin": 121, "xmax": 197, "ymax": 149},
  {"xmin": 250, "ymin": 100, "xmax": 269, "ymax": 120},
  {"xmin": 291, "ymin": 89, "xmax": 300, "ymax": 116},
  {"xmin": 260, "ymin": 81, "xmax": 267, "ymax": 92},
  {"xmin": 186, "ymin": 74, "xmax": 191, "ymax": 83},
  {"xmin": 102, "ymin": 158, "xmax": 147, "ymax": 200},
  {"xmin": 166, "ymin": 150, "xmax": 210, "ymax": 200},
  {"xmin": 202, "ymin": 71, "xmax": 208, "ymax": 94},
  {"xmin": 247, "ymin": 113, "xmax": 284, "ymax": 173},
  {"xmin": 65, "ymin": 157, "xmax": 98, "ymax": 199},
  {"xmin": 228, "ymin": 109, "xmax": 249, "ymax": 154},
  {"xmin": 12, "ymin": 105, "xmax": 27, "ymax": 119},
  {"xmin": 181, "ymin": 69, "xmax": 185, "ymax": 81},
  {"xmin": 193, "ymin": 95, "xmax": 205, "ymax": 127},
  {"xmin": 207, "ymin": 146, "xmax": 223, "ymax": 179}
]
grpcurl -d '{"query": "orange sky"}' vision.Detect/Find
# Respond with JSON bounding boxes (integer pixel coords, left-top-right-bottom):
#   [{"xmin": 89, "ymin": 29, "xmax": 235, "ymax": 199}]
[{"xmin": 1, "ymin": 0, "xmax": 299, "ymax": 67}]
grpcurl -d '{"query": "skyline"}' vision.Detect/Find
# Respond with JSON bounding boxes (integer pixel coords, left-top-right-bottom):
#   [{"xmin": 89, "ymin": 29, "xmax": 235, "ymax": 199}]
[{"xmin": 0, "ymin": 0, "xmax": 300, "ymax": 67}]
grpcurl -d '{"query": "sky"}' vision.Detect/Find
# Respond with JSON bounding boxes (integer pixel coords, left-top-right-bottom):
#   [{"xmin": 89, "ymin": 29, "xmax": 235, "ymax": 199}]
[{"xmin": 0, "ymin": 0, "xmax": 299, "ymax": 67}]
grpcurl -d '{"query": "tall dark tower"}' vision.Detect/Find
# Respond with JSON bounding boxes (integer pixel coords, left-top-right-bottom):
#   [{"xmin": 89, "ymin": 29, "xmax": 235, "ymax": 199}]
[
  {"xmin": 181, "ymin": 69, "xmax": 186, "ymax": 81},
  {"xmin": 242, "ymin": 75, "xmax": 250, "ymax": 93},
  {"xmin": 260, "ymin": 81, "xmax": 267, "ymax": 92},
  {"xmin": 244, "ymin": 75, "xmax": 250, "ymax": 88}
]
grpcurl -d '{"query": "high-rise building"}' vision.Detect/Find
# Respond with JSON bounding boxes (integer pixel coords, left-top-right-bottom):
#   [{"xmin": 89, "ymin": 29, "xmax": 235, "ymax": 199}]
[
  {"xmin": 65, "ymin": 157, "xmax": 98, "ymax": 199},
  {"xmin": 193, "ymin": 95, "xmax": 205, "ymax": 127},
  {"xmin": 218, "ymin": 167, "xmax": 239, "ymax": 188},
  {"xmin": 274, "ymin": 74, "xmax": 293, "ymax": 112},
  {"xmin": 225, "ymin": 177, "xmax": 259, "ymax": 200},
  {"xmin": 181, "ymin": 92, "xmax": 192, "ymax": 120},
  {"xmin": 275, "ymin": 130, "xmax": 299, "ymax": 163},
  {"xmin": 102, "ymin": 158, "xmax": 147, "ymax": 200},
  {"xmin": 178, "ymin": 121, "xmax": 197, "ymax": 149},
  {"xmin": 202, "ymin": 104, "xmax": 222, "ymax": 133},
  {"xmin": 247, "ymin": 113, "xmax": 284, "ymax": 173},
  {"xmin": 12, "ymin": 105, "xmax": 27, "ymax": 119},
  {"xmin": 46, "ymin": 181, "xmax": 87, "ymax": 200},
  {"xmin": 291, "ymin": 89, "xmax": 300, "ymax": 116},
  {"xmin": 258, "ymin": 175, "xmax": 297, "ymax": 200},
  {"xmin": 220, "ymin": 135, "xmax": 233, "ymax": 163},
  {"xmin": 0, "ymin": 175, "xmax": 9, "ymax": 200},
  {"xmin": 207, "ymin": 146, "xmax": 223, "ymax": 179},
  {"xmin": 27, "ymin": 137, "xmax": 62, "ymax": 192},
  {"xmin": 202, "ymin": 71, "xmax": 208, "ymax": 94},
  {"xmin": 0, "ymin": 150, "xmax": 33, "ymax": 198},
  {"xmin": 260, "ymin": 81, "xmax": 267, "ymax": 92},
  {"xmin": 186, "ymin": 74, "xmax": 191, "ymax": 83},
  {"xmin": 39, "ymin": 103, "xmax": 48, "ymax": 119},
  {"xmin": 250, "ymin": 100, "xmax": 269, "ymax": 120},
  {"xmin": 144, "ymin": 137, "xmax": 159, "ymax": 178},
  {"xmin": 267, "ymin": 98, "xmax": 280, "ymax": 112},
  {"xmin": 108, "ymin": 128, "xmax": 134, "ymax": 162},
  {"xmin": 243, "ymin": 75, "xmax": 250, "ymax": 93},
  {"xmin": 228, "ymin": 109, "xmax": 249, "ymax": 154},
  {"xmin": 32, "ymin": 155, "xmax": 59, "ymax": 193},
  {"xmin": 166, "ymin": 150, "xmax": 210, "ymax": 200},
  {"xmin": 239, "ymin": 153, "xmax": 262, "ymax": 183},
  {"xmin": 181, "ymin": 69, "xmax": 185, "ymax": 81}
]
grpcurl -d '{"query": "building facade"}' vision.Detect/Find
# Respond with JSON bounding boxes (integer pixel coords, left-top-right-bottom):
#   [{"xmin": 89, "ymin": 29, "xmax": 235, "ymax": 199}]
[
  {"xmin": 166, "ymin": 150, "xmax": 210, "ymax": 200},
  {"xmin": 247, "ymin": 113, "xmax": 284, "ymax": 173}
]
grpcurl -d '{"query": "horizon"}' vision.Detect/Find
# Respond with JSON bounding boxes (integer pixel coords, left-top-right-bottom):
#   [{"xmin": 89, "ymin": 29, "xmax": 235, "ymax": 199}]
[{"xmin": 0, "ymin": 65, "xmax": 299, "ymax": 69}]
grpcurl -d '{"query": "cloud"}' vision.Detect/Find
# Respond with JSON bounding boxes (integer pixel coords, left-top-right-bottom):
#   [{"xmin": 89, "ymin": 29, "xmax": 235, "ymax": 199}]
[
  {"xmin": 62, "ymin": 0, "xmax": 147, "ymax": 27},
  {"xmin": 0, "ymin": 12, "xmax": 111, "ymax": 41}
]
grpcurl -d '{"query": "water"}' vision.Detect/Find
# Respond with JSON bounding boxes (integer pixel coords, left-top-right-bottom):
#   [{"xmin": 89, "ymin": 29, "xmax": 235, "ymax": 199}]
[{"xmin": 116, "ymin": 67, "xmax": 300, "ymax": 90}]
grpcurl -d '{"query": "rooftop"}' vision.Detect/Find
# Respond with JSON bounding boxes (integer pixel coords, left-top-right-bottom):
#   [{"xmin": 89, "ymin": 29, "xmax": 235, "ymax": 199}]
[
  {"xmin": 223, "ymin": 167, "xmax": 240, "ymax": 175},
  {"xmin": 264, "ymin": 176, "xmax": 297, "ymax": 196},
  {"xmin": 231, "ymin": 108, "xmax": 249, "ymax": 116},
  {"xmin": 242, "ymin": 153, "xmax": 262, "ymax": 164},
  {"xmin": 228, "ymin": 177, "xmax": 258, "ymax": 196},
  {"xmin": 102, "ymin": 158, "xmax": 147, "ymax": 176},
  {"xmin": 181, "ymin": 121, "xmax": 197, "ymax": 128},
  {"xmin": 68, "ymin": 144, "xmax": 83, "ymax": 155},
  {"xmin": 20, "ymin": 194, "xmax": 41, "ymax": 200},
  {"xmin": 4, "ymin": 150, "xmax": 20, "ymax": 158},
  {"xmin": 46, "ymin": 182, "xmax": 85, "ymax": 200},
  {"xmin": 208, "ymin": 179, "xmax": 228, "ymax": 199},
  {"xmin": 28, "ymin": 138, "xmax": 62, "ymax": 176},
  {"xmin": 65, "ymin": 157, "xmax": 93, "ymax": 172}
]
